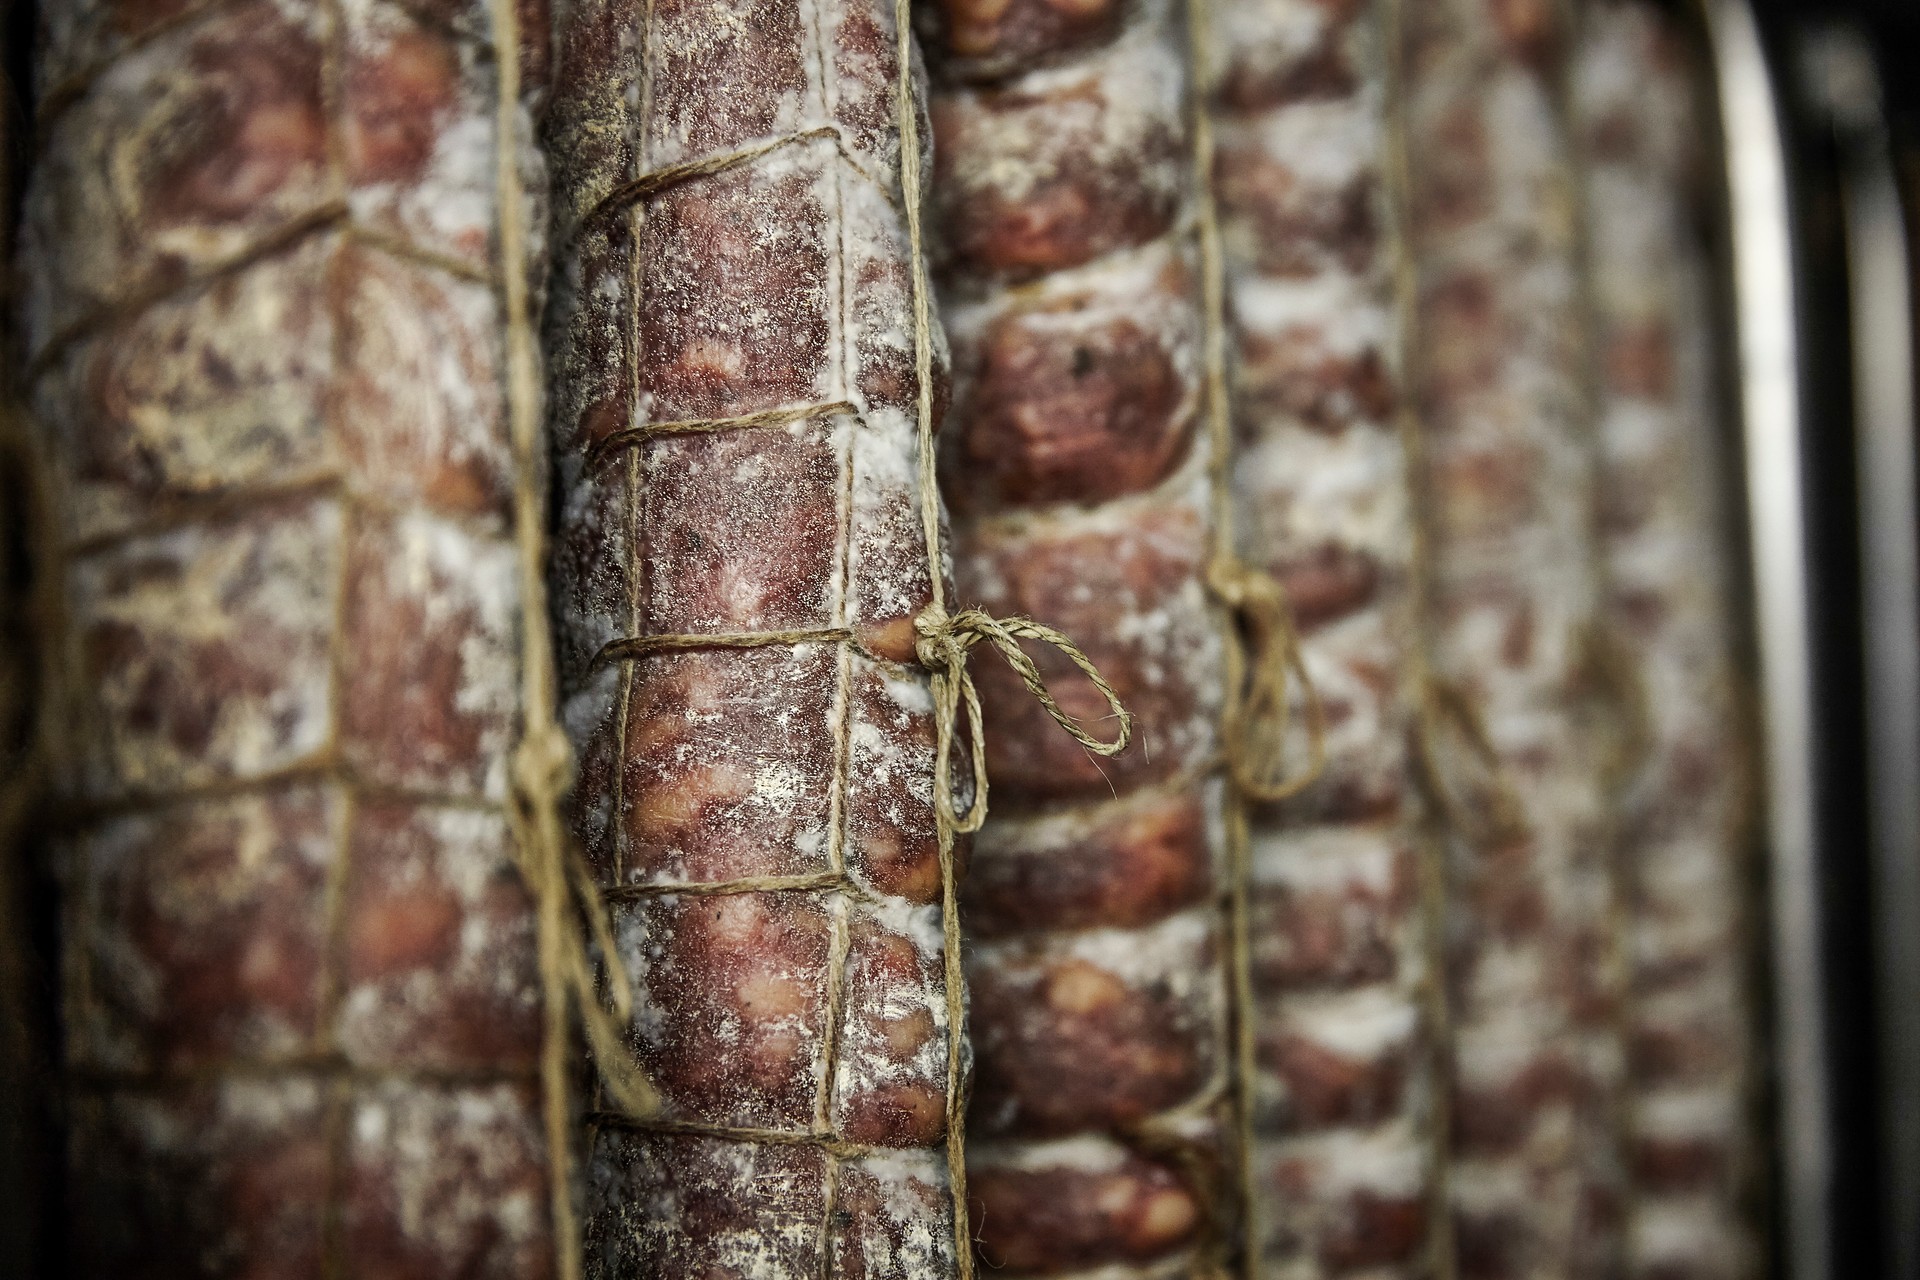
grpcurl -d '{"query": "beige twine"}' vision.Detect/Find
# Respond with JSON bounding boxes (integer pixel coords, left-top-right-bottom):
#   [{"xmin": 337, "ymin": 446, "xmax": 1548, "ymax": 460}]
[
  {"xmin": 1183, "ymin": 0, "xmax": 1333, "ymax": 1268},
  {"xmin": 485, "ymin": 4, "xmax": 661, "ymax": 1279},
  {"xmin": 1375, "ymin": 0, "xmax": 1464, "ymax": 1272}
]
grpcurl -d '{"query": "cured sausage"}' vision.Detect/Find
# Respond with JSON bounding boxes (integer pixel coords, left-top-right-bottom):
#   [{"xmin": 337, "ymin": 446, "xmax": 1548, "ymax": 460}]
[
  {"xmin": 22, "ymin": 0, "xmax": 563, "ymax": 1272},
  {"xmin": 1211, "ymin": 0, "xmax": 1438, "ymax": 1271},
  {"xmin": 1394, "ymin": 0, "xmax": 1628, "ymax": 1272},
  {"xmin": 925, "ymin": 0, "xmax": 1236, "ymax": 1270},
  {"xmin": 542, "ymin": 0, "xmax": 969, "ymax": 1272},
  {"xmin": 1573, "ymin": 4, "xmax": 1762, "ymax": 1275}
]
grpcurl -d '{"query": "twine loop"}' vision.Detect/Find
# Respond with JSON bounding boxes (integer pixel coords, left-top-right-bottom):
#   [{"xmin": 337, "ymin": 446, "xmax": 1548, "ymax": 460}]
[
  {"xmin": 1206, "ymin": 557, "xmax": 1327, "ymax": 803},
  {"xmin": 914, "ymin": 603, "xmax": 1133, "ymax": 834},
  {"xmin": 1576, "ymin": 620, "xmax": 1653, "ymax": 796},
  {"xmin": 1411, "ymin": 673, "xmax": 1531, "ymax": 849},
  {"xmin": 503, "ymin": 726, "xmax": 662, "ymax": 1121}
]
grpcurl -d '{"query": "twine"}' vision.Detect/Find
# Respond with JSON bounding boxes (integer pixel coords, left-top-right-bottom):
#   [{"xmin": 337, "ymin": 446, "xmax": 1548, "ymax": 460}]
[
  {"xmin": 503, "ymin": 728, "xmax": 661, "ymax": 1122},
  {"xmin": 888, "ymin": 0, "xmax": 1129, "ymax": 1268},
  {"xmin": 914, "ymin": 606, "xmax": 1131, "ymax": 833},
  {"xmin": 1410, "ymin": 674, "xmax": 1532, "ymax": 850},
  {"xmin": 1577, "ymin": 619, "xmax": 1654, "ymax": 800},
  {"xmin": 1206, "ymin": 560, "xmax": 1327, "ymax": 803},
  {"xmin": 1372, "ymin": 0, "xmax": 1462, "ymax": 1272},
  {"xmin": 584, "ymin": 401, "xmax": 859, "ymax": 469},
  {"xmin": 1184, "ymin": 0, "xmax": 1331, "ymax": 1268},
  {"xmin": 1549, "ymin": 4, "xmax": 1659, "ymax": 1253},
  {"xmin": 595, "ymin": 127, "xmax": 841, "ymax": 212},
  {"xmin": 593, "ymin": 627, "xmax": 854, "ymax": 666},
  {"xmin": 585, "ymin": 126, "xmax": 903, "ymax": 229},
  {"xmin": 484, "ymin": 3, "xmax": 663, "ymax": 1277},
  {"xmin": 1188, "ymin": 78, "xmax": 1328, "ymax": 807}
]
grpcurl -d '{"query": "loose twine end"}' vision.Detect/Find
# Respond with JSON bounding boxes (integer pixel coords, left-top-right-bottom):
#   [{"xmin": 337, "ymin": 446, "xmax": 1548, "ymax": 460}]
[
  {"xmin": 507, "ymin": 724, "xmax": 661, "ymax": 1121},
  {"xmin": 914, "ymin": 603, "xmax": 1133, "ymax": 835},
  {"xmin": 1206, "ymin": 558, "xmax": 1328, "ymax": 803}
]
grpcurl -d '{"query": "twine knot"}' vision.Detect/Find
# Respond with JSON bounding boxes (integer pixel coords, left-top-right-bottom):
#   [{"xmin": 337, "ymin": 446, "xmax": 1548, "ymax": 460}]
[
  {"xmin": 914, "ymin": 603, "xmax": 1132, "ymax": 834},
  {"xmin": 1206, "ymin": 557, "xmax": 1326, "ymax": 802},
  {"xmin": 511, "ymin": 722, "xmax": 576, "ymax": 805}
]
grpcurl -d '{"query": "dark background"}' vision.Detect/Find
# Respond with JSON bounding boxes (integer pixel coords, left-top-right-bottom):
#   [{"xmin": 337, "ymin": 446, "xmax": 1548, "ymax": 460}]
[{"xmin": 1748, "ymin": 0, "xmax": 1918, "ymax": 1276}]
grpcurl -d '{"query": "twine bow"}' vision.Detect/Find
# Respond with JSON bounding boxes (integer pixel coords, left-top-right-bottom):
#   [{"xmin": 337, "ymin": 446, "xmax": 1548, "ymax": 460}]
[
  {"xmin": 914, "ymin": 604, "xmax": 1133, "ymax": 834},
  {"xmin": 505, "ymin": 724, "xmax": 660, "ymax": 1120},
  {"xmin": 1207, "ymin": 558, "xmax": 1327, "ymax": 803}
]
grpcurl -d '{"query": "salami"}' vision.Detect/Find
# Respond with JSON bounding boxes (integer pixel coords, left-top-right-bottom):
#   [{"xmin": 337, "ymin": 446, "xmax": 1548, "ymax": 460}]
[
  {"xmin": 1210, "ymin": 0, "xmax": 1439, "ymax": 1272},
  {"xmin": 1571, "ymin": 4, "xmax": 1762, "ymax": 1275},
  {"xmin": 542, "ymin": 0, "xmax": 976, "ymax": 1273},
  {"xmin": 923, "ymin": 0, "xmax": 1243, "ymax": 1271},
  {"xmin": 1390, "ymin": 0, "xmax": 1628, "ymax": 1273},
  {"xmin": 21, "ymin": 0, "xmax": 565, "ymax": 1274}
]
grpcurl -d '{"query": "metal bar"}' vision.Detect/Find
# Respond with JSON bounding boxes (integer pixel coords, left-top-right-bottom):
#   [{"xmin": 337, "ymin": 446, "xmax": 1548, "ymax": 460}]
[{"xmin": 1701, "ymin": 4, "xmax": 1830, "ymax": 1278}]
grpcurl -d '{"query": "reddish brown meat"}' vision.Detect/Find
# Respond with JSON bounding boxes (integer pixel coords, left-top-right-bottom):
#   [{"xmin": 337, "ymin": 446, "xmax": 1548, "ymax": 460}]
[{"xmin": 22, "ymin": 0, "xmax": 562, "ymax": 1274}]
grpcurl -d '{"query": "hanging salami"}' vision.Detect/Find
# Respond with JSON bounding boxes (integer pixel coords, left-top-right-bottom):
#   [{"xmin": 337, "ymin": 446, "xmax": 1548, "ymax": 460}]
[
  {"xmin": 923, "ymin": 0, "xmax": 1241, "ymax": 1271},
  {"xmin": 1393, "ymin": 0, "xmax": 1628, "ymax": 1273},
  {"xmin": 1573, "ymin": 3, "xmax": 1763, "ymax": 1275},
  {"xmin": 22, "ymin": 0, "xmax": 564, "ymax": 1273},
  {"xmin": 542, "ymin": 0, "xmax": 974, "ymax": 1273},
  {"xmin": 1211, "ymin": 0, "xmax": 1439, "ymax": 1271}
]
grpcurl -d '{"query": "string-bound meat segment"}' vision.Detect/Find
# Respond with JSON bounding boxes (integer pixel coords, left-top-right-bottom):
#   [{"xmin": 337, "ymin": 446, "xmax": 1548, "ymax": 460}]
[
  {"xmin": 543, "ymin": 0, "xmax": 965, "ymax": 1273},
  {"xmin": 22, "ymin": 0, "xmax": 559, "ymax": 1273},
  {"xmin": 922, "ymin": 0, "xmax": 1234, "ymax": 1271},
  {"xmin": 1210, "ymin": 0, "xmax": 1437, "ymax": 1272},
  {"xmin": 1394, "ymin": 0, "xmax": 1627, "ymax": 1273},
  {"xmin": 1572, "ymin": 4, "xmax": 1761, "ymax": 1276}
]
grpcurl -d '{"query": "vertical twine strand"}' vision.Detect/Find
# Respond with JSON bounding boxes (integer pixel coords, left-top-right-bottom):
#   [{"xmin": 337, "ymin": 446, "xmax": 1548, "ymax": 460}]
[
  {"xmin": 893, "ymin": 6, "xmax": 977, "ymax": 1271},
  {"xmin": 1182, "ymin": 0, "xmax": 1331, "ymax": 1270},
  {"xmin": 486, "ymin": 6, "xmax": 661, "ymax": 1279},
  {"xmin": 1376, "ymin": 0, "xmax": 1464, "ymax": 1269},
  {"xmin": 892, "ymin": 1, "xmax": 1134, "ymax": 1271}
]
